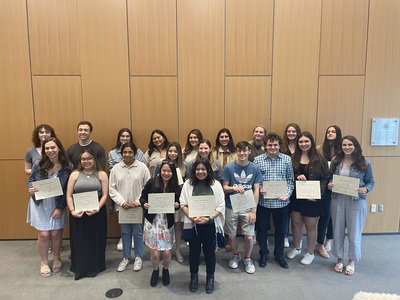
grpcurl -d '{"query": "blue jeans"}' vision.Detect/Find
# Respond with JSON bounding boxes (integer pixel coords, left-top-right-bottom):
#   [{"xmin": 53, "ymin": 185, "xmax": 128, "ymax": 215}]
[{"xmin": 120, "ymin": 223, "xmax": 143, "ymax": 258}]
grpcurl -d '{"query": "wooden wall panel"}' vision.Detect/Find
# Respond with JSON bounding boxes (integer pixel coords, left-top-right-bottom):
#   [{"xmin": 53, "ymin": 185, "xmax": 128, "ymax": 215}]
[
  {"xmin": 225, "ymin": 77, "xmax": 271, "ymax": 142},
  {"xmin": 177, "ymin": 0, "xmax": 225, "ymax": 143},
  {"xmin": 77, "ymin": 0, "xmax": 131, "ymax": 153},
  {"xmin": 128, "ymin": 0, "xmax": 177, "ymax": 75},
  {"xmin": 32, "ymin": 76, "xmax": 83, "ymax": 148},
  {"xmin": 364, "ymin": 157, "xmax": 400, "ymax": 233},
  {"xmin": 226, "ymin": 0, "xmax": 273, "ymax": 75},
  {"xmin": 319, "ymin": 0, "xmax": 368, "ymax": 75},
  {"xmin": 0, "ymin": 0, "xmax": 34, "ymax": 159},
  {"xmin": 316, "ymin": 76, "xmax": 364, "ymax": 144},
  {"xmin": 28, "ymin": 0, "xmax": 80, "ymax": 75},
  {"xmin": 362, "ymin": 0, "xmax": 400, "ymax": 157},
  {"xmin": 131, "ymin": 77, "xmax": 178, "ymax": 150},
  {"xmin": 271, "ymin": 0, "xmax": 322, "ymax": 135}
]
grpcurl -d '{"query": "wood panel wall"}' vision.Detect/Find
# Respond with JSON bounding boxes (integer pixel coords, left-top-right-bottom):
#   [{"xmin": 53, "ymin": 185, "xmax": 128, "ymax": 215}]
[{"xmin": 1, "ymin": 0, "xmax": 399, "ymax": 239}]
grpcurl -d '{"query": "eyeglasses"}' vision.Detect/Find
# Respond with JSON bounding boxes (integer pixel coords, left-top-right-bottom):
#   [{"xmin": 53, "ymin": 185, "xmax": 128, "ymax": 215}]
[{"xmin": 81, "ymin": 157, "xmax": 93, "ymax": 162}]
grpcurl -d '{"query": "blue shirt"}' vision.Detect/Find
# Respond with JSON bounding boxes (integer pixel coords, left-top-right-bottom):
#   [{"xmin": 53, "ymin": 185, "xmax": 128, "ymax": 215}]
[{"xmin": 253, "ymin": 152, "xmax": 294, "ymax": 209}]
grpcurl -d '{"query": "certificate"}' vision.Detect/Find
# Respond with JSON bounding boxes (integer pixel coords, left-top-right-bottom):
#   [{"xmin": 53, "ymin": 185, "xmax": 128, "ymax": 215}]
[
  {"xmin": 148, "ymin": 193, "xmax": 175, "ymax": 214},
  {"xmin": 332, "ymin": 175, "xmax": 360, "ymax": 197},
  {"xmin": 188, "ymin": 196, "xmax": 215, "ymax": 217},
  {"xmin": 119, "ymin": 207, "xmax": 143, "ymax": 224},
  {"xmin": 295, "ymin": 181, "xmax": 321, "ymax": 199},
  {"xmin": 263, "ymin": 181, "xmax": 287, "ymax": 199},
  {"xmin": 32, "ymin": 177, "xmax": 63, "ymax": 200},
  {"xmin": 73, "ymin": 191, "xmax": 99, "ymax": 211},
  {"xmin": 176, "ymin": 168, "xmax": 184, "ymax": 186},
  {"xmin": 230, "ymin": 190, "xmax": 256, "ymax": 213}
]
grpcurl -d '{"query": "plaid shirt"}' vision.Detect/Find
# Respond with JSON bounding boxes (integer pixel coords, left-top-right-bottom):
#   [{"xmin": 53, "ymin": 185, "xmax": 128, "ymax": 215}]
[{"xmin": 253, "ymin": 152, "xmax": 294, "ymax": 209}]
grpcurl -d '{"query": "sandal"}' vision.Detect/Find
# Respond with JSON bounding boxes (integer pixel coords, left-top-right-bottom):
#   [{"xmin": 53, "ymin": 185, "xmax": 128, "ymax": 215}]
[
  {"xmin": 334, "ymin": 262, "xmax": 343, "ymax": 273},
  {"xmin": 175, "ymin": 253, "xmax": 184, "ymax": 263},
  {"xmin": 345, "ymin": 264, "xmax": 355, "ymax": 276},
  {"xmin": 40, "ymin": 262, "xmax": 52, "ymax": 277},
  {"xmin": 52, "ymin": 260, "xmax": 63, "ymax": 273}
]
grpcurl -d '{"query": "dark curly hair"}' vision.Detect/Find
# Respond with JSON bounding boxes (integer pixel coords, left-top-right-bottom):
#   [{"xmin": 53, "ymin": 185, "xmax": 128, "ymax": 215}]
[{"xmin": 32, "ymin": 124, "xmax": 57, "ymax": 147}]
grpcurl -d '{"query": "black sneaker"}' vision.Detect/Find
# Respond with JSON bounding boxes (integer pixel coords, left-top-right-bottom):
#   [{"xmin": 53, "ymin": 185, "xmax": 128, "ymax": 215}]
[{"xmin": 162, "ymin": 268, "xmax": 170, "ymax": 286}]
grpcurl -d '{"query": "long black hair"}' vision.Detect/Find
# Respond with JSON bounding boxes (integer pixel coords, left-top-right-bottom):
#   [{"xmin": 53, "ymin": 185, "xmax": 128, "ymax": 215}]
[
  {"xmin": 190, "ymin": 158, "xmax": 215, "ymax": 186},
  {"xmin": 153, "ymin": 160, "xmax": 180, "ymax": 194},
  {"xmin": 321, "ymin": 125, "xmax": 342, "ymax": 161},
  {"xmin": 148, "ymin": 129, "xmax": 169, "ymax": 156},
  {"xmin": 214, "ymin": 128, "xmax": 236, "ymax": 159}
]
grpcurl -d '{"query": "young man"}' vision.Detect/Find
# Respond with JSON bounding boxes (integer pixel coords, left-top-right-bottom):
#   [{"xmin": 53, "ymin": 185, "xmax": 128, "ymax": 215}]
[
  {"xmin": 66, "ymin": 121, "xmax": 106, "ymax": 170},
  {"xmin": 253, "ymin": 132, "xmax": 294, "ymax": 269},
  {"xmin": 221, "ymin": 141, "xmax": 262, "ymax": 274}
]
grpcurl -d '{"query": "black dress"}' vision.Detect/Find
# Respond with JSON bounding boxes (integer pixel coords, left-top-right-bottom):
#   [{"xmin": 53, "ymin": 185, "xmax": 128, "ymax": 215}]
[{"xmin": 69, "ymin": 171, "xmax": 107, "ymax": 280}]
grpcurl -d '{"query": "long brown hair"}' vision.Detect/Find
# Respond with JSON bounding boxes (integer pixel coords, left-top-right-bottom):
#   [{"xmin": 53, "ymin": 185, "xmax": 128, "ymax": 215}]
[
  {"xmin": 39, "ymin": 137, "xmax": 70, "ymax": 176},
  {"xmin": 331, "ymin": 135, "xmax": 368, "ymax": 173}
]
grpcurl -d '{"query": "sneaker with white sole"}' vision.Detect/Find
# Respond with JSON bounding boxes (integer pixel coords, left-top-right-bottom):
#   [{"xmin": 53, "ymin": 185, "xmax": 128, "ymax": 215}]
[
  {"xmin": 229, "ymin": 255, "xmax": 242, "ymax": 269},
  {"xmin": 244, "ymin": 258, "xmax": 255, "ymax": 274},
  {"xmin": 300, "ymin": 253, "xmax": 314, "ymax": 265},
  {"xmin": 133, "ymin": 257, "xmax": 143, "ymax": 271},
  {"xmin": 287, "ymin": 248, "xmax": 301, "ymax": 259},
  {"xmin": 284, "ymin": 238, "xmax": 289, "ymax": 248},
  {"xmin": 116, "ymin": 238, "xmax": 123, "ymax": 251},
  {"xmin": 117, "ymin": 257, "xmax": 130, "ymax": 272}
]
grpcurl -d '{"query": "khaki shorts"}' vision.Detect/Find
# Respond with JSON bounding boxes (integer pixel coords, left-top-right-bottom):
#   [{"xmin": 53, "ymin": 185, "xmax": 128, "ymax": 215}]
[{"xmin": 224, "ymin": 207, "xmax": 255, "ymax": 237}]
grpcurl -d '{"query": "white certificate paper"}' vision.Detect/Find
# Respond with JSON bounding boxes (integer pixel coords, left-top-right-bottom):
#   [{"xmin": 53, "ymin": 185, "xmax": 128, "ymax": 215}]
[
  {"xmin": 119, "ymin": 207, "xmax": 143, "ymax": 224},
  {"xmin": 295, "ymin": 181, "xmax": 321, "ymax": 199},
  {"xmin": 332, "ymin": 175, "xmax": 360, "ymax": 197},
  {"xmin": 73, "ymin": 191, "xmax": 99, "ymax": 211},
  {"xmin": 230, "ymin": 190, "xmax": 256, "ymax": 213},
  {"xmin": 148, "ymin": 193, "xmax": 175, "ymax": 214},
  {"xmin": 177, "ymin": 168, "xmax": 184, "ymax": 185},
  {"xmin": 188, "ymin": 196, "xmax": 215, "ymax": 217},
  {"xmin": 263, "ymin": 181, "xmax": 287, "ymax": 199},
  {"xmin": 32, "ymin": 177, "xmax": 63, "ymax": 200}
]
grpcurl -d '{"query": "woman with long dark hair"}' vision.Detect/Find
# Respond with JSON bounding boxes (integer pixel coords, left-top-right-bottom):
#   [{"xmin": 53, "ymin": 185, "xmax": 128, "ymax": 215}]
[
  {"xmin": 212, "ymin": 128, "xmax": 237, "ymax": 169},
  {"xmin": 315, "ymin": 125, "xmax": 342, "ymax": 258},
  {"xmin": 27, "ymin": 137, "xmax": 72, "ymax": 277},
  {"xmin": 140, "ymin": 160, "xmax": 181, "ymax": 287},
  {"xmin": 328, "ymin": 136, "xmax": 374, "ymax": 275},
  {"xmin": 144, "ymin": 129, "xmax": 170, "ymax": 178},
  {"xmin": 287, "ymin": 132, "xmax": 330, "ymax": 265},
  {"xmin": 183, "ymin": 129, "xmax": 203, "ymax": 163}
]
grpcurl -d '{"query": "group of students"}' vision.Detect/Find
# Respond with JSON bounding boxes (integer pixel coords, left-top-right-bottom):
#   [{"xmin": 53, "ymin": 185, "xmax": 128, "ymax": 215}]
[{"xmin": 25, "ymin": 121, "xmax": 374, "ymax": 294}]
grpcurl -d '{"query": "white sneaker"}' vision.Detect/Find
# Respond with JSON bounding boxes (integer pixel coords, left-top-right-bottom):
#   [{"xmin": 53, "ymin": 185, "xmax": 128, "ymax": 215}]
[
  {"xmin": 117, "ymin": 257, "xmax": 129, "ymax": 272},
  {"xmin": 133, "ymin": 257, "xmax": 142, "ymax": 271},
  {"xmin": 301, "ymin": 253, "xmax": 315, "ymax": 265},
  {"xmin": 131, "ymin": 237, "xmax": 135, "ymax": 249},
  {"xmin": 244, "ymin": 258, "xmax": 255, "ymax": 274},
  {"xmin": 116, "ymin": 238, "xmax": 123, "ymax": 251},
  {"xmin": 284, "ymin": 238, "xmax": 289, "ymax": 248},
  {"xmin": 287, "ymin": 248, "xmax": 301, "ymax": 259},
  {"xmin": 229, "ymin": 255, "xmax": 242, "ymax": 269}
]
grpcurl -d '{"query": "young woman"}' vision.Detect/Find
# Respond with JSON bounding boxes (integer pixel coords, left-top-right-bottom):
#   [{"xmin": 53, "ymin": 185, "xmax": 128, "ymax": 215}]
[
  {"xmin": 287, "ymin": 132, "xmax": 330, "ymax": 265},
  {"xmin": 187, "ymin": 139, "xmax": 222, "ymax": 180},
  {"xmin": 248, "ymin": 125, "xmax": 267, "ymax": 162},
  {"xmin": 66, "ymin": 149, "xmax": 108, "ymax": 280},
  {"xmin": 144, "ymin": 130, "xmax": 170, "ymax": 178},
  {"xmin": 328, "ymin": 136, "xmax": 374, "ymax": 275},
  {"xmin": 316, "ymin": 125, "xmax": 342, "ymax": 258},
  {"xmin": 212, "ymin": 128, "xmax": 237, "ymax": 168},
  {"xmin": 109, "ymin": 142, "xmax": 150, "ymax": 273},
  {"xmin": 155, "ymin": 142, "xmax": 187, "ymax": 263},
  {"xmin": 140, "ymin": 160, "xmax": 181, "ymax": 287},
  {"xmin": 281, "ymin": 123, "xmax": 302, "ymax": 248},
  {"xmin": 108, "ymin": 128, "xmax": 144, "ymax": 251},
  {"xmin": 180, "ymin": 158, "xmax": 225, "ymax": 294},
  {"xmin": 27, "ymin": 137, "xmax": 72, "ymax": 277},
  {"xmin": 183, "ymin": 129, "xmax": 203, "ymax": 163}
]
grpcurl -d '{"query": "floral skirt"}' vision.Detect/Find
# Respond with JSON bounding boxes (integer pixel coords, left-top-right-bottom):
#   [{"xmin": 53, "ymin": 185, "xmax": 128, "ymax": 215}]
[{"xmin": 143, "ymin": 214, "xmax": 175, "ymax": 251}]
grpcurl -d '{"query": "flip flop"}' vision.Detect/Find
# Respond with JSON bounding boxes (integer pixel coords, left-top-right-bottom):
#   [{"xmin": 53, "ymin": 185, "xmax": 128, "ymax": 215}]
[
  {"xmin": 40, "ymin": 263, "xmax": 52, "ymax": 277},
  {"xmin": 334, "ymin": 262, "xmax": 343, "ymax": 273},
  {"xmin": 52, "ymin": 261, "xmax": 63, "ymax": 273},
  {"xmin": 345, "ymin": 264, "xmax": 355, "ymax": 276}
]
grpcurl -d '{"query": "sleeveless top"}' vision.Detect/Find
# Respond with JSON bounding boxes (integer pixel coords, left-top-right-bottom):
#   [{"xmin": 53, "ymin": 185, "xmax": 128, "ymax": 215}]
[{"xmin": 74, "ymin": 171, "xmax": 102, "ymax": 199}]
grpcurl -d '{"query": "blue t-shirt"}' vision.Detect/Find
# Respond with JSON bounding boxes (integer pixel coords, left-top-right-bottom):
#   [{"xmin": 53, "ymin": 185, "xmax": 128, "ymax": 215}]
[{"xmin": 220, "ymin": 161, "xmax": 263, "ymax": 209}]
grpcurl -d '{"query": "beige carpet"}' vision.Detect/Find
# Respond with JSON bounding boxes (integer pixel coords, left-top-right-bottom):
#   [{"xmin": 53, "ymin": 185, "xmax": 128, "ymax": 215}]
[{"xmin": 353, "ymin": 292, "xmax": 400, "ymax": 300}]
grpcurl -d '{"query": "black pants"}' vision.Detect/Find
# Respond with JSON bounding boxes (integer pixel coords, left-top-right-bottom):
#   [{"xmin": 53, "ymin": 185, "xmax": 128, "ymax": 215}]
[
  {"xmin": 317, "ymin": 190, "xmax": 334, "ymax": 244},
  {"xmin": 189, "ymin": 223, "xmax": 216, "ymax": 275},
  {"xmin": 256, "ymin": 204, "xmax": 288, "ymax": 259}
]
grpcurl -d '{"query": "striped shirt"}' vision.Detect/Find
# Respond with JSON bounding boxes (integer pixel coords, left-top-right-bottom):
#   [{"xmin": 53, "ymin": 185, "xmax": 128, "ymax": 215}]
[{"xmin": 253, "ymin": 152, "xmax": 294, "ymax": 209}]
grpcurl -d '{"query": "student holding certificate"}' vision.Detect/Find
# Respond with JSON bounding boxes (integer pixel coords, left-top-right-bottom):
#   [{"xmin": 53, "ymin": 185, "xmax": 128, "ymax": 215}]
[
  {"xmin": 109, "ymin": 142, "xmax": 150, "ymax": 273},
  {"xmin": 66, "ymin": 149, "xmax": 108, "ymax": 280},
  {"xmin": 287, "ymin": 132, "xmax": 330, "ymax": 265},
  {"xmin": 180, "ymin": 158, "xmax": 225, "ymax": 294},
  {"xmin": 328, "ymin": 136, "xmax": 374, "ymax": 276},
  {"xmin": 154, "ymin": 142, "xmax": 187, "ymax": 263},
  {"xmin": 27, "ymin": 137, "xmax": 72, "ymax": 277},
  {"xmin": 140, "ymin": 160, "xmax": 181, "ymax": 287}
]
